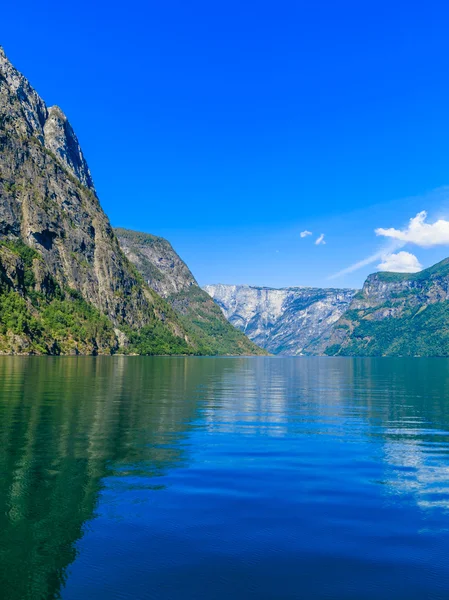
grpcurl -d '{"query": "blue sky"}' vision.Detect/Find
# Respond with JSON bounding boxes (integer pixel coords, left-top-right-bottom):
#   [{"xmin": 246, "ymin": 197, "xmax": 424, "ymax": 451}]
[{"xmin": 3, "ymin": 1, "xmax": 449, "ymax": 288}]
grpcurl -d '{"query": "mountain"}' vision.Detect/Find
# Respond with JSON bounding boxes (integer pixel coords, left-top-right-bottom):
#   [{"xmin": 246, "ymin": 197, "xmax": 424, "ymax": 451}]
[
  {"xmin": 115, "ymin": 229, "xmax": 265, "ymax": 355},
  {"xmin": 0, "ymin": 47, "xmax": 260, "ymax": 355},
  {"xmin": 203, "ymin": 284, "xmax": 356, "ymax": 355},
  {"xmin": 321, "ymin": 258, "xmax": 449, "ymax": 357},
  {"xmin": 0, "ymin": 46, "xmax": 198, "ymax": 355}
]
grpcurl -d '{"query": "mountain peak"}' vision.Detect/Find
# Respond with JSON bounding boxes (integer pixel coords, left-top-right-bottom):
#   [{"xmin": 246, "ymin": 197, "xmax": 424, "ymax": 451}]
[
  {"xmin": 0, "ymin": 45, "xmax": 48, "ymax": 140},
  {"xmin": 44, "ymin": 105, "xmax": 94, "ymax": 189},
  {"xmin": 0, "ymin": 46, "xmax": 94, "ymax": 190}
]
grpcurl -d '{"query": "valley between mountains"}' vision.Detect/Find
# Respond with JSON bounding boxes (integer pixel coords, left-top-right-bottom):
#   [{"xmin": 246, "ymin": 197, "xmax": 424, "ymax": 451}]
[{"xmin": 204, "ymin": 260, "xmax": 449, "ymax": 357}]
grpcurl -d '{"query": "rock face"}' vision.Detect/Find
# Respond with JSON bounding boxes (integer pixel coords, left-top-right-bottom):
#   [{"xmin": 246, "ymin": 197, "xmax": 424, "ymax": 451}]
[
  {"xmin": 203, "ymin": 284, "xmax": 356, "ymax": 355},
  {"xmin": 0, "ymin": 46, "xmax": 208, "ymax": 355},
  {"xmin": 43, "ymin": 105, "xmax": 94, "ymax": 189},
  {"xmin": 115, "ymin": 229, "xmax": 266, "ymax": 355},
  {"xmin": 321, "ymin": 258, "xmax": 449, "ymax": 356},
  {"xmin": 116, "ymin": 229, "xmax": 196, "ymax": 297}
]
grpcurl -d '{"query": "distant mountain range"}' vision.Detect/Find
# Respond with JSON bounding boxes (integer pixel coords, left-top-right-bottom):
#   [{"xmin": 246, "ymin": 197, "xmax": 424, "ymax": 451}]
[
  {"xmin": 0, "ymin": 46, "xmax": 262, "ymax": 356},
  {"xmin": 205, "ymin": 259, "xmax": 449, "ymax": 357},
  {"xmin": 203, "ymin": 284, "xmax": 356, "ymax": 354}
]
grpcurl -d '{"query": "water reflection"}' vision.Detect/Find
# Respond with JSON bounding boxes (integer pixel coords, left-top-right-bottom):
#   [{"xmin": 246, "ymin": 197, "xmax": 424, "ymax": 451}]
[
  {"xmin": 201, "ymin": 358, "xmax": 449, "ymax": 515},
  {"xmin": 1, "ymin": 357, "xmax": 449, "ymax": 599},
  {"xmin": 0, "ymin": 357, "xmax": 208, "ymax": 600}
]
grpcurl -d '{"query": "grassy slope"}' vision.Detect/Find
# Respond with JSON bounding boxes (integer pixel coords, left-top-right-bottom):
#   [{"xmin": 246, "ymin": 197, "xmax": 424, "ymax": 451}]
[
  {"xmin": 169, "ymin": 286, "xmax": 266, "ymax": 355},
  {"xmin": 328, "ymin": 304, "xmax": 449, "ymax": 357}
]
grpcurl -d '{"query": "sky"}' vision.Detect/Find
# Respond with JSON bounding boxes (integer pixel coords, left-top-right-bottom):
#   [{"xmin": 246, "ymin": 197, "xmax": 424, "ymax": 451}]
[{"xmin": 3, "ymin": 1, "xmax": 449, "ymax": 288}]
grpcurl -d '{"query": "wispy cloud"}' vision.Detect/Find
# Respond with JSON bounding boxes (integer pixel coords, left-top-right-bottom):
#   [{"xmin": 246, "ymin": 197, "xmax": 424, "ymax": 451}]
[
  {"xmin": 329, "ymin": 249, "xmax": 386, "ymax": 279},
  {"xmin": 329, "ymin": 239, "xmax": 405, "ymax": 279},
  {"xmin": 315, "ymin": 233, "xmax": 326, "ymax": 245},
  {"xmin": 300, "ymin": 230, "xmax": 312, "ymax": 238},
  {"xmin": 377, "ymin": 251, "xmax": 422, "ymax": 273},
  {"xmin": 376, "ymin": 211, "xmax": 449, "ymax": 247}
]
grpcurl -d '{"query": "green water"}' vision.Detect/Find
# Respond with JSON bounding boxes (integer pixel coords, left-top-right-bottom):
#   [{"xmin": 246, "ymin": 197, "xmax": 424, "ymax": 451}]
[
  {"xmin": 1, "ymin": 356, "xmax": 449, "ymax": 599},
  {"xmin": 0, "ymin": 357, "xmax": 201, "ymax": 599}
]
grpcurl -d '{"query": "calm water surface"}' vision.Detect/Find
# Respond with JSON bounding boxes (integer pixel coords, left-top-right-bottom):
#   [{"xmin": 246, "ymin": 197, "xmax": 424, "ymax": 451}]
[{"xmin": 1, "ymin": 357, "xmax": 449, "ymax": 599}]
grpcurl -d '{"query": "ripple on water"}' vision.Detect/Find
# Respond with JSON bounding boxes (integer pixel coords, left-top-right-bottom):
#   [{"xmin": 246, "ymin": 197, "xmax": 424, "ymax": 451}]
[{"xmin": 0, "ymin": 356, "xmax": 449, "ymax": 599}]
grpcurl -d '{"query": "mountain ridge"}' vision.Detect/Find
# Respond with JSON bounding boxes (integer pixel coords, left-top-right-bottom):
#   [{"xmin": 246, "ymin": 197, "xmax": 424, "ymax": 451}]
[{"xmin": 205, "ymin": 256, "xmax": 449, "ymax": 357}]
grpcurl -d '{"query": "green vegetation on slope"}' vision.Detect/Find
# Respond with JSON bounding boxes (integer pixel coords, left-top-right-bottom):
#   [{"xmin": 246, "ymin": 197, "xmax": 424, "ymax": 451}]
[
  {"xmin": 0, "ymin": 242, "xmax": 115, "ymax": 354},
  {"xmin": 0, "ymin": 275, "xmax": 194, "ymax": 356},
  {"xmin": 115, "ymin": 228, "xmax": 266, "ymax": 355},
  {"xmin": 170, "ymin": 286, "xmax": 265, "ymax": 355},
  {"xmin": 0, "ymin": 287, "xmax": 116, "ymax": 355},
  {"xmin": 374, "ymin": 257, "xmax": 449, "ymax": 283},
  {"xmin": 0, "ymin": 240, "xmax": 193, "ymax": 355},
  {"xmin": 325, "ymin": 256, "xmax": 449, "ymax": 357},
  {"xmin": 327, "ymin": 302, "xmax": 449, "ymax": 357}
]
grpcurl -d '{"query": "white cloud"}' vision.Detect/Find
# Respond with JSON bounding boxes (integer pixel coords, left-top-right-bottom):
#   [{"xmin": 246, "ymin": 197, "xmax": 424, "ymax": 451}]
[
  {"xmin": 300, "ymin": 230, "xmax": 312, "ymax": 238},
  {"xmin": 315, "ymin": 233, "xmax": 326, "ymax": 245},
  {"xmin": 330, "ymin": 204, "xmax": 449, "ymax": 280},
  {"xmin": 377, "ymin": 251, "xmax": 422, "ymax": 273},
  {"xmin": 376, "ymin": 211, "xmax": 449, "ymax": 247}
]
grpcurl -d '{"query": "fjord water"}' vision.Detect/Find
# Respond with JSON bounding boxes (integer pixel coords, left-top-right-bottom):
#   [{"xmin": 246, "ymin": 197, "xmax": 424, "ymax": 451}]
[{"xmin": 1, "ymin": 358, "xmax": 449, "ymax": 599}]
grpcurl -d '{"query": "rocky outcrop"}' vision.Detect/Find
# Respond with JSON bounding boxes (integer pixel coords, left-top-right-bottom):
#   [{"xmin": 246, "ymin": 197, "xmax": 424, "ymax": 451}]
[
  {"xmin": 0, "ymin": 48, "xmax": 94, "ymax": 189},
  {"xmin": 116, "ymin": 228, "xmax": 196, "ymax": 297},
  {"xmin": 115, "ymin": 229, "xmax": 266, "ymax": 355},
  {"xmin": 203, "ymin": 284, "xmax": 356, "ymax": 355},
  {"xmin": 43, "ymin": 105, "xmax": 94, "ymax": 189},
  {"xmin": 321, "ymin": 258, "xmax": 449, "ymax": 356}
]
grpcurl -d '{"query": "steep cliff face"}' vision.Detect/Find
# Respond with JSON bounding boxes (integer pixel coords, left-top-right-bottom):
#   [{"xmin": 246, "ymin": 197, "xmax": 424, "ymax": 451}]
[
  {"xmin": 115, "ymin": 229, "xmax": 265, "ymax": 355},
  {"xmin": 115, "ymin": 228, "xmax": 196, "ymax": 297},
  {"xmin": 322, "ymin": 258, "xmax": 449, "ymax": 356},
  {"xmin": 203, "ymin": 284, "xmax": 356, "ymax": 355},
  {"xmin": 43, "ymin": 105, "xmax": 94, "ymax": 189},
  {"xmin": 0, "ymin": 46, "xmax": 195, "ymax": 354}
]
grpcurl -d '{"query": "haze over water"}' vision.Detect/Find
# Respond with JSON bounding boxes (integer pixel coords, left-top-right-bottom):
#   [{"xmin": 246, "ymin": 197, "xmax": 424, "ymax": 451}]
[{"xmin": 1, "ymin": 356, "xmax": 449, "ymax": 599}]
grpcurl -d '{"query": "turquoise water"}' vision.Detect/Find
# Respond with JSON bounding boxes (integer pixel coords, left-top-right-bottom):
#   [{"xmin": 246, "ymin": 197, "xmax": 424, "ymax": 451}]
[{"xmin": 1, "ymin": 356, "xmax": 449, "ymax": 599}]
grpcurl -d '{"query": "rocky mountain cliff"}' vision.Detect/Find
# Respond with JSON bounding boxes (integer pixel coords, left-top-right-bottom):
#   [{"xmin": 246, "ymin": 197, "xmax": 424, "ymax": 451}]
[
  {"xmin": 0, "ymin": 46, "xmax": 260, "ymax": 355},
  {"xmin": 321, "ymin": 258, "xmax": 449, "ymax": 356},
  {"xmin": 115, "ymin": 229, "xmax": 265, "ymax": 355},
  {"xmin": 116, "ymin": 229, "xmax": 196, "ymax": 297},
  {"xmin": 0, "ymin": 50, "xmax": 94, "ymax": 189},
  {"xmin": 203, "ymin": 284, "xmax": 356, "ymax": 355}
]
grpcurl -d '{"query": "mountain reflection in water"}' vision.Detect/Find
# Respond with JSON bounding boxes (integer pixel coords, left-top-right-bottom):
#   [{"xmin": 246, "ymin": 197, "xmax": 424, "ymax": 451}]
[{"xmin": 1, "ymin": 357, "xmax": 449, "ymax": 599}]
